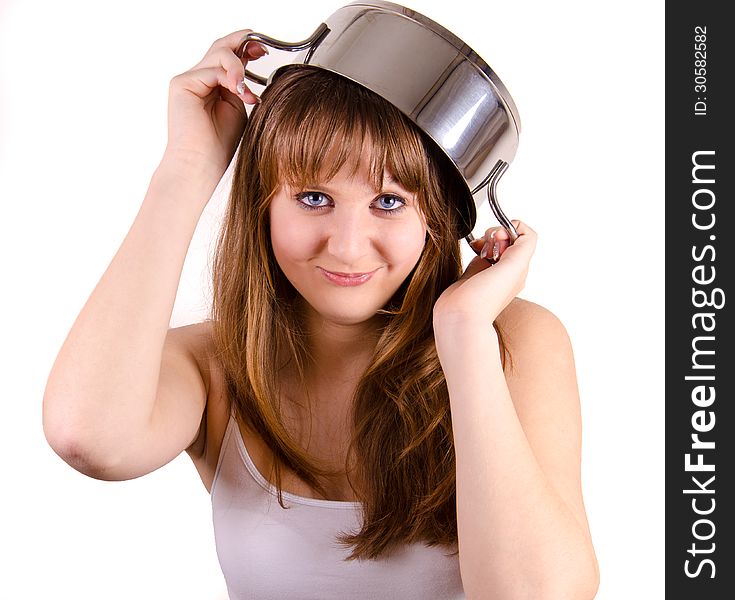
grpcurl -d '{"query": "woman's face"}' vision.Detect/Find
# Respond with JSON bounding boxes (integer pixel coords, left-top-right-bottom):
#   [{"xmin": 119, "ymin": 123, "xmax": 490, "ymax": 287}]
[{"xmin": 269, "ymin": 158, "xmax": 428, "ymax": 326}]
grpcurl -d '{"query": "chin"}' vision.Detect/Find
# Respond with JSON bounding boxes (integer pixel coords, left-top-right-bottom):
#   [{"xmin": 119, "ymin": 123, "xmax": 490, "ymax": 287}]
[{"xmin": 303, "ymin": 298, "xmax": 386, "ymax": 325}]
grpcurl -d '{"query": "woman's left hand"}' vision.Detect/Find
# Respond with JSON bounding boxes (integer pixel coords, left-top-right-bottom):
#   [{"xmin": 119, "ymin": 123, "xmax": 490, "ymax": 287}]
[{"xmin": 432, "ymin": 220, "xmax": 537, "ymax": 329}]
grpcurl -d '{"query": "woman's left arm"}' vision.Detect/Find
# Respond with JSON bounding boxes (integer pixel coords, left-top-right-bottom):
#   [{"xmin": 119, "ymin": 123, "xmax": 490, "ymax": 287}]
[{"xmin": 433, "ymin": 223, "xmax": 599, "ymax": 600}]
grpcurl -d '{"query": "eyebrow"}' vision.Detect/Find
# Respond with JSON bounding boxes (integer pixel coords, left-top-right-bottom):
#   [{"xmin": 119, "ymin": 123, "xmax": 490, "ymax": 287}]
[{"xmin": 297, "ymin": 174, "xmax": 405, "ymax": 194}]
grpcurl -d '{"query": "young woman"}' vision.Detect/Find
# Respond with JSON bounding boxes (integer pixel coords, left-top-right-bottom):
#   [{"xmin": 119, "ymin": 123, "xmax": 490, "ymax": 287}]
[{"xmin": 43, "ymin": 29, "xmax": 599, "ymax": 599}]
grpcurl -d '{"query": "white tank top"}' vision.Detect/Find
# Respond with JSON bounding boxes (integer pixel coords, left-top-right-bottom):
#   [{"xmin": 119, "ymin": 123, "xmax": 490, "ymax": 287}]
[{"xmin": 211, "ymin": 406, "xmax": 466, "ymax": 599}]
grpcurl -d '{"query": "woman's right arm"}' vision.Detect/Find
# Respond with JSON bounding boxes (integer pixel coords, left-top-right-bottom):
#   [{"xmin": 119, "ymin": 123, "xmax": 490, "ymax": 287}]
[{"xmin": 42, "ymin": 30, "xmax": 267, "ymax": 479}]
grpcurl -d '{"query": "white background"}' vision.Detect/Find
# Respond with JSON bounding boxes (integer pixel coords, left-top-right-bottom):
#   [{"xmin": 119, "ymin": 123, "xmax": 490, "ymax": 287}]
[{"xmin": 0, "ymin": 0, "xmax": 663, "ymax": 598}]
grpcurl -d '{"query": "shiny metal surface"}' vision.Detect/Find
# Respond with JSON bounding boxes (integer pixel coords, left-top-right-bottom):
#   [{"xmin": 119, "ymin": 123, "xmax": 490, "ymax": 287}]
[
  {"xmin": 238, "ymin": 0, "xmax": 520, "ymax": 243},
  {"xmin": 236, "ymin": 24, "xmax": 329, "ymax": 86}
]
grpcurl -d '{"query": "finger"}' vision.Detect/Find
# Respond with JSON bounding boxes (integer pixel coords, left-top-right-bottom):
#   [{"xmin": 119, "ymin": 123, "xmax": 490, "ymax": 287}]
[
  {"xmin": 237, "ymin": 39, "xmax": 269, "ymax": 71},
  {"xmin": 470, "ymin": 220, "xmax": 536, "ymax": 259},
  {"xmin": 469, "ymin": 237, "xmax": 486, "ymax": 252},
  {"xmin": 242, "ymin": 39, "xmax": 269, "ymax": 58},
  {"xmin": 498, "ymin": 220, "xmax": 533, "ymax": 243},
  {"xmin": 175, "ymin": 64, "xmax": 257, "ymax": 105},
  {"xmin": 488, "ymin": 220, "xmax": 537, "ymax": 261},
  {"xmin": 212, "ymin": 29, "xmax": 255, "ymax": 47},
  {"xmin": 469, "ymin": 237, "xmax": 496, "ymax": 261},
  {"xmin": 495, "ymin": 237, "xmax": 511, "ymax": 260},
  {"xmin": 207, "ymin": 29, "xmax": 265, "ymax": 58},
  {"xmin": 510, "ymin": 219, "xmax": 534, "ymax": 236},
  {"xmin": 472, "ymin": 227, "xmax": 503, "ymax": 261},
  {"xmin": 501, "ymin": 221, "xmax": 538, "ymax": 258},
  {"xmin": 485, "ymin": 226, "xmax": 510, "ymax": 244},
  {"xmin": 234, "ymin": 43, "xmax": 268, "ymax": 102},
  {"xmin": 192, "ymin": 30, "xmax": 268, "ymax": 71},
  {"xmin": 196, "ymin": 46, "xmax": 265, "ymax": 103}
]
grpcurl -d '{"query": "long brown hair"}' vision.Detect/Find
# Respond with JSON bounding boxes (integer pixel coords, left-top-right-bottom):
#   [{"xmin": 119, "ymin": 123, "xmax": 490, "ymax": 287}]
[{"xmin": 209, "ymin": 66, "xmax": 508, "ymax": 561}]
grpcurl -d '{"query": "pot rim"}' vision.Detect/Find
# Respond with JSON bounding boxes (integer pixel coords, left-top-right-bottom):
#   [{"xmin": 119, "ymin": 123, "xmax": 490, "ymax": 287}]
[{"xmin": 346, "ymin": 0, "xmax": 521, "ymax": 136}]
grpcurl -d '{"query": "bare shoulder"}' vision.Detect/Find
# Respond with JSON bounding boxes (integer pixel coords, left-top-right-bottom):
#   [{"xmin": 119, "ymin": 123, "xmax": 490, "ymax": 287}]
[
  {"xmin": 495, "ymin": 297, "xmax": 572, "ymax": 363},
  {"xmin": 496, "ymin": 297, "xmax": 569, "ymax": 338},
  {"xmin": 169, "ymin": 320, "xmax": 218, "ymax": 381},
  {"xmin": 171, "ymin": 319, "xmax": 215, "ymax": 351}
]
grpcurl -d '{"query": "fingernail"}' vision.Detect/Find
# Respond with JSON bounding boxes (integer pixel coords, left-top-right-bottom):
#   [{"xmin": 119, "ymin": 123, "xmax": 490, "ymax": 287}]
[
  {"xmin": 480, "ymin": 242, "xmax": 490, "ymax": 259},
  {"xmin": 259, "ymin": 44, "xmax": 269, "ymax": 55},
  {"xmin": 236, "ymin": 79, "xmax": 245, "ymax": 95},
  {"xmin": 492, "ymin": 242, "xmax": 500, "ymax": 261}
]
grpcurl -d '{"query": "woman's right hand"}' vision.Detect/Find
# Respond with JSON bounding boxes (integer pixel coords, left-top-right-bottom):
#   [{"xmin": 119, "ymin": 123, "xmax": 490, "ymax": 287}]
[{"xmin": 163, "ymin": 29, "xmax": 267, "ymax": 179}]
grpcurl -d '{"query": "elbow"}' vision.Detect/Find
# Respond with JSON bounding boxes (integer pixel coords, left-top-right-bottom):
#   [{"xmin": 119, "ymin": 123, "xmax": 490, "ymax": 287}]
[
  {"xmin": 43, "ymin": 408, "xmax": 111, "ymax": 479},
  {"xmin": 43, "ymin": 409, "xmax": 76, "ymax": 462},
  {"xmin": 49, "ymin": 442, "xmax": 119, "ymax": 481},
  {"xmin": 43, "ymin": 402, "xmax": 79, "ymax": 464},
  {"xmin": 548, "ymin": 576, "xmax": 599, "ymax": 600},
  {"xmin": 539, "ymin": 552, "xmax": 600, "ymax": 600},
  {"xmin": 468, "ymin": 552, "xmax": 600, "ymax": 600},
  {"xmin": 575, "ymin": 542, "xmax": 601, "ymax": 599},
  {"xmin": 507, "ymin": 575, "xmax": 599, "ymax": 600},
  {"xmin": 468, "ymin": 574, "xmax": 599, "ymax": 600},
  {"xmin": 45, "ymin": 431, "xmax": 106, "ymax": 479},
  {"xmin": 580, "ymin": 556, "xmax": 601, "ymax": 600},
  {"xmin": 551, "ymin": 578, "xmax": 599, "ymax": 600}
]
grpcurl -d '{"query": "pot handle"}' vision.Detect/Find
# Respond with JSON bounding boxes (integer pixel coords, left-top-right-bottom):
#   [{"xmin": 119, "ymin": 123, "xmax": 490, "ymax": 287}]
[
  {"xmin": 236, "ymin": 23, "xmax": 330, "ymax": 86},
  {"xmin": 465, "ymin": 160, "xmax": 519, "ymax": 256}
]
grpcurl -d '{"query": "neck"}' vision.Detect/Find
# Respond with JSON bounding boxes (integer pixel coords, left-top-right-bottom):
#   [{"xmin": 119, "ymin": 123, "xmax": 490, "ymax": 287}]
[
  {"xmin": 299, "ymin": 300, "xmax": 383, "ymax": 385},
  {"xmin": 274, "ymin": 299, "xmax": 382, "ymax": 441}
]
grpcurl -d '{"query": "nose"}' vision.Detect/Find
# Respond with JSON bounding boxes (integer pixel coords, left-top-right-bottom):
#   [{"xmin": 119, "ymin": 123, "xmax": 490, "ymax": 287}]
[{"xmin": 325, "ymin": 208, "xmax": 376, "ymax": 267}]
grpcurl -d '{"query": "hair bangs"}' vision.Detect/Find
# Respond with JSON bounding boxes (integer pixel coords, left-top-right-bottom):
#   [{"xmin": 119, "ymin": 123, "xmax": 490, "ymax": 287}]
[{"xmin": 256, "ymin": 67, "xmax": 432, "ymax": 203}]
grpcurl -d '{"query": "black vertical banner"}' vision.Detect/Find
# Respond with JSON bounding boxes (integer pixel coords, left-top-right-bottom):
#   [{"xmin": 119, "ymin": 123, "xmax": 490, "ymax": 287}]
[{"xmin": 666, "ymin": 3, "xmax": 733, "ymax": 598}]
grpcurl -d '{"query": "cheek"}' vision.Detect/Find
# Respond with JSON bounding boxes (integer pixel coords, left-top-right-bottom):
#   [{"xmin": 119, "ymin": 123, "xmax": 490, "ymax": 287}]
[
  {"xmin": 382, "ymin": 219, "xmax": 427, "ymax": 267},
  {"xmin": 269, "ymin": 203, "xmax": 311, "ymax": 264}
]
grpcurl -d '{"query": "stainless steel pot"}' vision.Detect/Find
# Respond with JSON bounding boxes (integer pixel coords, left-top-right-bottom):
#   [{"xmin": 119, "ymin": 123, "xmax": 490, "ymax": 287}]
[{"xmin": 237, "ymin": 0, "xmax": 520, "ymax": 247}]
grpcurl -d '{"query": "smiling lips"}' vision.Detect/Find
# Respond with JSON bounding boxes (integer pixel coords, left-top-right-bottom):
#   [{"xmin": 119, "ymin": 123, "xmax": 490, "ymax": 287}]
[{"xmin": 318, "ymin": 267, "xmax": 378, "ymax": 286}]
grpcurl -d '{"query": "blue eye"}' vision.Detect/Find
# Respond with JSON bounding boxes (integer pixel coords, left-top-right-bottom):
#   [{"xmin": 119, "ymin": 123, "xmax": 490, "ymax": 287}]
[
  {"xmin": 294, "ymin": 192, "xmax": 407, "ymax": 215},
  {"xmin": 297, "ymin": 191, "xmax": 330, "ymax": 209},
  {"xmin": 376, "ymin": 196, "xmax": 405, "ymax": 211}
]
